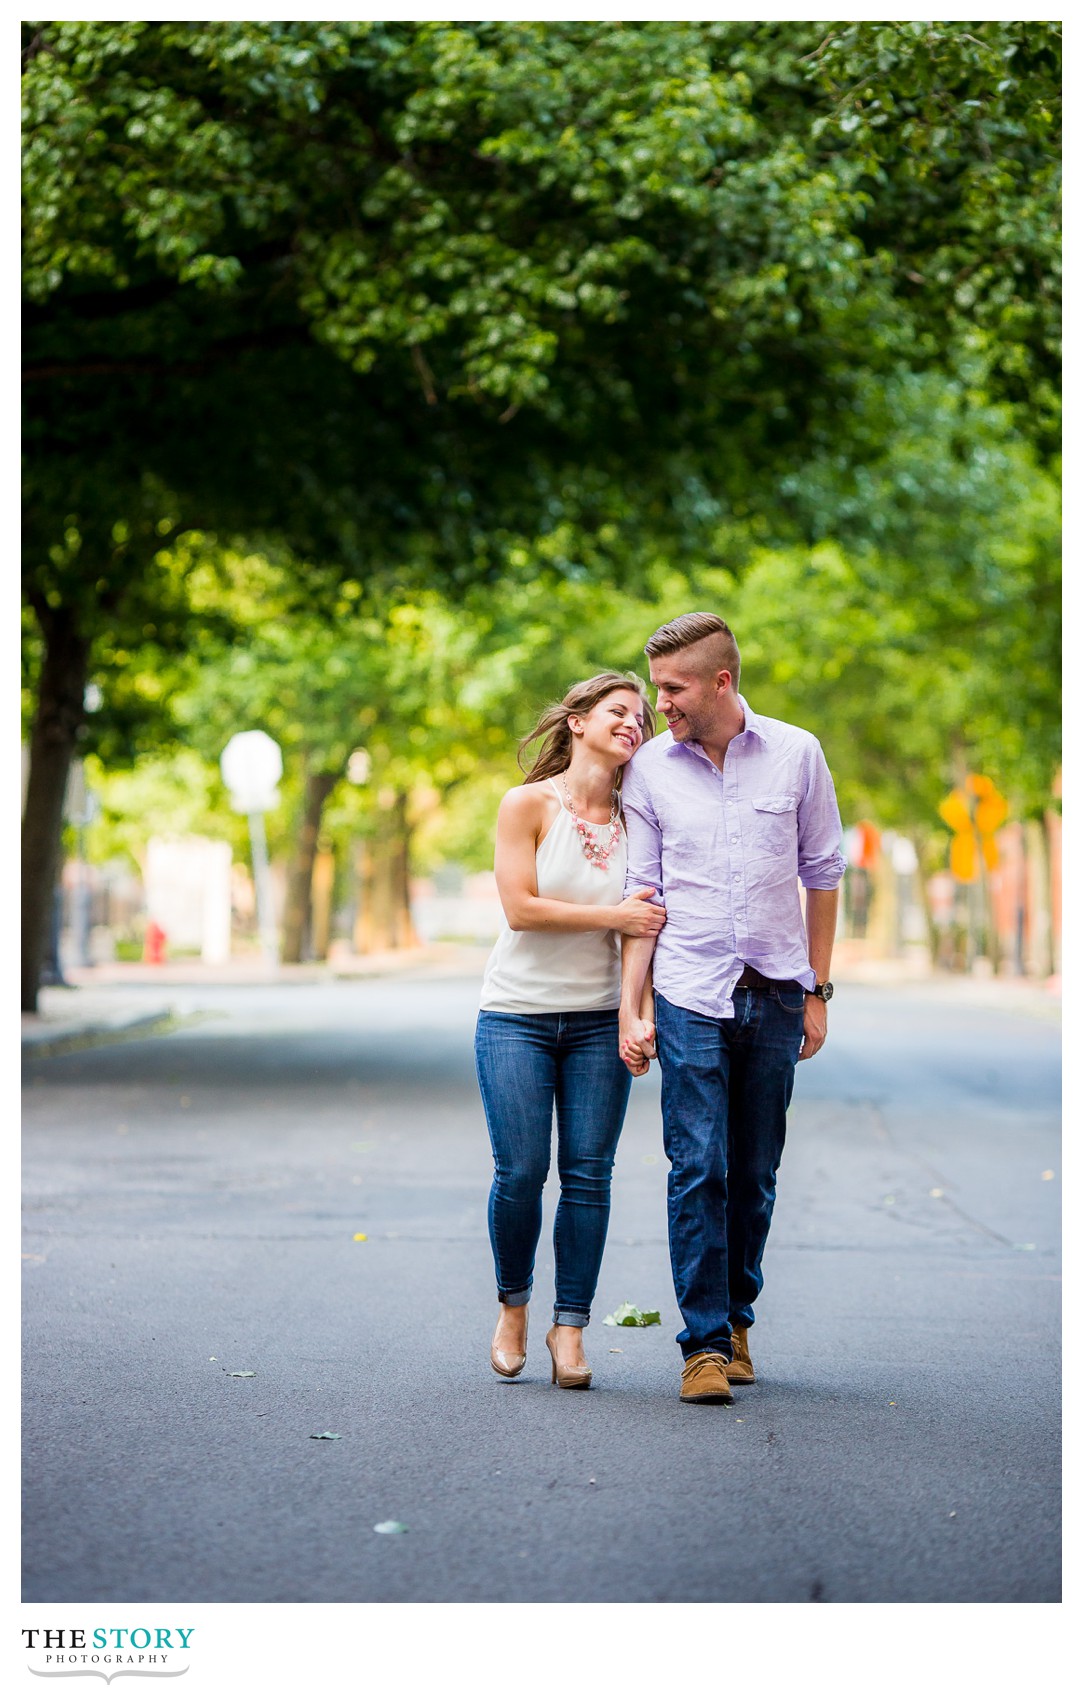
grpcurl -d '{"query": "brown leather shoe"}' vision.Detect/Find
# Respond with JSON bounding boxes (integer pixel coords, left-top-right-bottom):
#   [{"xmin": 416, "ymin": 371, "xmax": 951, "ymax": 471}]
[
  {"xmin": 679, "ymin": 1352, "xmax": 733, "ymax": 1403},
  {"xmin": 727, "ymin": 1324, "xmax": 755, "ymax": 1385}
]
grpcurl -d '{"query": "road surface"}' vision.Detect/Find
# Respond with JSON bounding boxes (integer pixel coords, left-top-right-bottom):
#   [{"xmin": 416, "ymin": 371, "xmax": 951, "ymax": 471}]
[{"xmin": 22, "ymin": 971, "xmax": 1061, "ymax": 1603}]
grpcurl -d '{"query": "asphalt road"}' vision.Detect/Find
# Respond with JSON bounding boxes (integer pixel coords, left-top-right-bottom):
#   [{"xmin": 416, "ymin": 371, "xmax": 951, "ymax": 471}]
[{"xmin": 22, "ymin": 973, "xmax": 1061, "ymax": 1603}]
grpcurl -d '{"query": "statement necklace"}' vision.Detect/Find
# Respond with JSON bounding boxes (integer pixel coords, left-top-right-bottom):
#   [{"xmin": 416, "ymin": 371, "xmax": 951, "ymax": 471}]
[{"xmin": 560, "ymin": 773, "xmax": 622, "ymax": 871}]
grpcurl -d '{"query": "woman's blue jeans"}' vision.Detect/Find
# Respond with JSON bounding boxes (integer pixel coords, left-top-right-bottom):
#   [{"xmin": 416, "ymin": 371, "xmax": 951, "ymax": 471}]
[
  {"xmin": 474, "ymin": 1008, "xmax": 632, "ymax": 1326},
  {"xmin": 654, "ymin": 987, "xmax": 805, "ymax": 1361}
]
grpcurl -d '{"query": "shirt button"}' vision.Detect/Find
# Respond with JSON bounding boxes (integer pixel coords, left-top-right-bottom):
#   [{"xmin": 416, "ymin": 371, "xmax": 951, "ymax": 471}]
[{"xmin": 730, "ymin": 836, "xmax": 737, "ymax": 844}]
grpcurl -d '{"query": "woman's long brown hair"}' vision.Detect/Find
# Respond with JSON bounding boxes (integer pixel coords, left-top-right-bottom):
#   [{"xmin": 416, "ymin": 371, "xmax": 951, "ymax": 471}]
[{"xmin": 518, "ymin": 671, "xmax": 655, "ymax": 788}]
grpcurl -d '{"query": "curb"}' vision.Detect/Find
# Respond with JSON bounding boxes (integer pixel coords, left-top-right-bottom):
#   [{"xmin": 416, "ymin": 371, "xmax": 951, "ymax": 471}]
[{"xmin": 21, "ymin": 1008, "xmax": 179, "ymax": 1058}]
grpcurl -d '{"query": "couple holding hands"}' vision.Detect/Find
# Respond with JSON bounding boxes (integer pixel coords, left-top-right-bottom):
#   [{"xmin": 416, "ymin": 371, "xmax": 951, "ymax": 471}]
[{"xmin": 474, "ymin": 612, "xmax": 846, "ymax": 1403}]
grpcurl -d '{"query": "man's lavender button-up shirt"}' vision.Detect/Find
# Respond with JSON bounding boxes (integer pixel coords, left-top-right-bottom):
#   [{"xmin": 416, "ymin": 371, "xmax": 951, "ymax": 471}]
[{"xmin": 622, "ymin": 695, "xmax": 846, "ymax": 1021}]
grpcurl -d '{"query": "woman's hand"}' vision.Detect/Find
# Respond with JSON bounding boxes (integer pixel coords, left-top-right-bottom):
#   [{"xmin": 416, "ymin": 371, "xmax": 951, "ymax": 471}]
[{"xmin": 615, "ymin": 887, "xmax": 666, "ymax": 937}]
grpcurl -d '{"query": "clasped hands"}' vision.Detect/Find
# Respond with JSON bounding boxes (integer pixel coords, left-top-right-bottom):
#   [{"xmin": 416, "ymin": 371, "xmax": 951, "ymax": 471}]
[
  {"xmin": 617, "ymin": 885, "xmax": 664, "ymax": 1077},
  {"xmin": 619, "ymin": 1013, "xmax": 656, "ymax": 1077}
]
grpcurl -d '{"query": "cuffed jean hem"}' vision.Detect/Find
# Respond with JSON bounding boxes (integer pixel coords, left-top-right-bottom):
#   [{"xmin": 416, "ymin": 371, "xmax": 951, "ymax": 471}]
[
  {"xmin": 498, "ymin": 1285, "xmax": 532, "ymax": 1308},
  {"xmin": 553, "ymin": 1308, "xmax": 591, "ymax": 1327},
  {"xmin": 682, "ymin": 1343, "xmax": 732, "ymax": 1364}
]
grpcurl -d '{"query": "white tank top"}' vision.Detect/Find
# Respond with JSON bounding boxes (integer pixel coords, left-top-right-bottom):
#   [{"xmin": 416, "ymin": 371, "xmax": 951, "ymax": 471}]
[{"xmin": 479, "ymin": 778, "xmax": 627, "ymax": 1014}]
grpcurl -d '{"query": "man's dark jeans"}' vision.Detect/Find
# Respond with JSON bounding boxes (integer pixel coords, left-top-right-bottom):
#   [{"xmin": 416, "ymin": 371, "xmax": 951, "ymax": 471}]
[{"xmin": 654, "ymin": 987, "xmax": 805, "ymax": 1360}]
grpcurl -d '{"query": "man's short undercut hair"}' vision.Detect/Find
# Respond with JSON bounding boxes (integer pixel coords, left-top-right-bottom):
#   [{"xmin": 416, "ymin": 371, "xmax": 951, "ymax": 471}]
[{"xmin": 644, "ymin": 612, "xmax": 741, "ymax": 689}]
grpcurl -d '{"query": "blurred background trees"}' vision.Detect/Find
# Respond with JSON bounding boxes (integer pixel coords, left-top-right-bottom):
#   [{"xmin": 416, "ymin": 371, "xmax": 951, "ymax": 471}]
[{"xmin": 22, "ymin": 20, "xmax": 1060, "ymax": 1004}]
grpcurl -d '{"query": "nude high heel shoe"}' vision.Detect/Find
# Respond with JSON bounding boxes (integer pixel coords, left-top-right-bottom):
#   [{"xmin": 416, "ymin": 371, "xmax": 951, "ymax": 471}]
[
  {"xmin": 490, "ymin": 1312, "xmax": 527, "ymax": 1379},
  {"xmin": 545, "ymin": 1326, "xmax": 592, "ymax": 1390}
]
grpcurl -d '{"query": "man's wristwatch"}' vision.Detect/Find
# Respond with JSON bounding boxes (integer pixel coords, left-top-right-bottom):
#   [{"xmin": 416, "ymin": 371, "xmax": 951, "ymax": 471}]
[{"xmin": 808, "ymin": 981, "xmax": 834, "ymax": 1002}]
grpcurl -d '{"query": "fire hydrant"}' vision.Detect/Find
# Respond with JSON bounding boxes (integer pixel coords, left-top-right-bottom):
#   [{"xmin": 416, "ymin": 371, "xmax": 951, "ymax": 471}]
[{"xmin": 143, "ymin": 919, "xmax": 167, "ymax": 965}]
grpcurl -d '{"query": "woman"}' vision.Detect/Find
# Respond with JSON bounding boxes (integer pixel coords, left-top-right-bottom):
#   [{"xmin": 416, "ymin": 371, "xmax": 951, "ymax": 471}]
[{"xmin": 474, "ymin": 672, "xmax": 664, "ymax": 1390}]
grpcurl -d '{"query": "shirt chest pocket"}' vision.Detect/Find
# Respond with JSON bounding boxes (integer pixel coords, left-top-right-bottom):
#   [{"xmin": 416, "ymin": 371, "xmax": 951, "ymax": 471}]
[{"xmin": 750, "ymin": 794, "xmax": 798, "ymax": 858}]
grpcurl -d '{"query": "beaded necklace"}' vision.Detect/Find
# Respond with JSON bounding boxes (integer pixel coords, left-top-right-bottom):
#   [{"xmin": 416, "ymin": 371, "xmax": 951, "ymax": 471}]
[{"xmin": 560, "ymin": 772, "xmax": 622, "ymax": 871}]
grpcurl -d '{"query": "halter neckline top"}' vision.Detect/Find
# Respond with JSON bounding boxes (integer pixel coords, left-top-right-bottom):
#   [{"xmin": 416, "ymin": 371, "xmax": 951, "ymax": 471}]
[{"xmin": 478, "ymin": 779, "xmax": 627, "ymax": 1013}]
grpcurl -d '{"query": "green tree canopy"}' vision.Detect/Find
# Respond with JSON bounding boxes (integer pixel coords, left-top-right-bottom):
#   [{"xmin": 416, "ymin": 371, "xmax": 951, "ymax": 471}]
[{"xmin": 22, "ymin": 19, "xmax": 1060, "ymax": 1003}]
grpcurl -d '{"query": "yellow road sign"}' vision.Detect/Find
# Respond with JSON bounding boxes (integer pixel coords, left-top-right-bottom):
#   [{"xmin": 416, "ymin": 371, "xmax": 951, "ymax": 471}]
[{"xmin": 938, "ymin": 774, "xmax": 1008, "ymax": 882}]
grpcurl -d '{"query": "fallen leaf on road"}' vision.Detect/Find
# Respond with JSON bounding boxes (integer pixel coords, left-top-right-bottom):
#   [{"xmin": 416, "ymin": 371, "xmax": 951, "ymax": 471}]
[
  {"xmin": 603, "ymin": 1304, "xmax": 661, "ymax": 1327},
  {"xmin": 353, "ymin": 1232, "xmax": 368, "ymax": 1242},
  {"xmin": 374, "ymin": 1520, "xmax": 407, "ymax": 1534},
  {"xmin": 225, "ymin": 1370, "xmax": 256, "ymax": 1378},
  {"xmin": 310, "ymin": 1431, "xmax": 341, "ymax": 1441}
]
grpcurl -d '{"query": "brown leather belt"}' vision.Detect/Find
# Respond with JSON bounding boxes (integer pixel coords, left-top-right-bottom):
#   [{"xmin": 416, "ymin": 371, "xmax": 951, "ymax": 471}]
[{"xmin": 734, "ymin": 964, "xmax": 805, "ymax": 994}]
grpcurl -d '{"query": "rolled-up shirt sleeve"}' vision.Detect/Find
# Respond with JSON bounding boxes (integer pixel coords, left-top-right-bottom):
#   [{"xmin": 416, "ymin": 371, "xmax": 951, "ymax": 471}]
[
  {"xmin": 797, "ymin": 739, "xmax": 847, "ymax": 890},
  {"xmin": 622, "ymin": 760, "xmax": 664, "ymax": 901}
]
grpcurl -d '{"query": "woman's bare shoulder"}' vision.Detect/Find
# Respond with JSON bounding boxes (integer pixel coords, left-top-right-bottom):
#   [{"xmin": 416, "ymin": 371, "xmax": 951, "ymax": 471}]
[{"xmin": 497, "ymin": 780, "xmax": 558, "ymax": 827}]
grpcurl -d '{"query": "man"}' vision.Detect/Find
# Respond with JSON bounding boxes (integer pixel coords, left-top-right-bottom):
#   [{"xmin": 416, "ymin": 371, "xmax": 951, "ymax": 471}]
[{"xmin": 619, "ymin": 612, "xmax": 845, "ymax": 1404}]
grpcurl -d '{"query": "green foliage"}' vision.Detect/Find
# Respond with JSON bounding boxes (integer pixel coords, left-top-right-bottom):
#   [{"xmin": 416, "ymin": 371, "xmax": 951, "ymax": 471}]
[
  {"xmin": 811, "ymin": 21, "xmax": 1061, "ymax": 453},
  {"xmin": 85, "ymin": 747, "xmax": 243, "ymax": 871},
  {"xmin": 602, "ymin": 1304, "xmax": 661, "ymax": 1327},
  {"xmin": 24, "ymin": 19, "xmax": 1059, "ymax": 572},
  {"xmin": 22, "ymin": 21, "xmax": 1060, "ymax": 923}
]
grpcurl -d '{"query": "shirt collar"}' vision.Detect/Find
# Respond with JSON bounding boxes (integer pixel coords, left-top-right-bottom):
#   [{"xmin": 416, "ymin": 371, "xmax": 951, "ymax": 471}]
[
  {"xmin": 736, "ymin": 694, "xmax": 766, "ymax": 742},
  {"xmin": 669, "ymin": 693, "xmax": 766, "ymax": 762}
]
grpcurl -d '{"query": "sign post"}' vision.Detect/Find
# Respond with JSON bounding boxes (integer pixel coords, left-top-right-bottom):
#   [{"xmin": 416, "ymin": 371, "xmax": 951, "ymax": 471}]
[
  {"xmin": 939, "ymin": 774, "xmax": 1009, "ymax": 971},
  {"xmin": 221, "ymin": 731, "xmax": 283, "ymax": 968}
]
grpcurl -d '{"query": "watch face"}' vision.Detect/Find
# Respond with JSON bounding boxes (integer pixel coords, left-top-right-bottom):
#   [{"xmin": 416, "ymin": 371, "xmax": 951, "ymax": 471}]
[{"xmin": 821, "ymin": 981, "xmax": 834, "ymax": 1001}]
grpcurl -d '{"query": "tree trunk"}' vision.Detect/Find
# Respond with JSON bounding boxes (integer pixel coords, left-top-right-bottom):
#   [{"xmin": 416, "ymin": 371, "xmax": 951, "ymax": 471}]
[
  {"xmin": 360, "ymin": 822, "xmax": 397, "ymax": 952},
  {"xmin": 310, "ymin": 845, "xmax": 335, "ymax": 960},
  {"xmin": 1044, "ymin": 807, "xmax": 1061, "ymax": 976},
  {"xmin": 1024, "ymin": 817, "xmax": 1054, "ymax": 979},
  {"xmin": 354, "ymin": 790, "xmax": 418, "ymax": 953},
  {"xmin": 280, "ymin": 766, "xmax": 339, "ymax": 963},
  {"xmin": 390, "ymin": 790, "xmax": 419, "ymax": 949},
  {"xmin": 21, "ymin": 606, "xmax": 90, "ymax": 1011},
  {"xmin": 910, "ymin": 831, "xmax": 937, "ymax": 970},
  {"xmin": 353, "ymin": 839, "xmax": 376, "ymax": 954}
]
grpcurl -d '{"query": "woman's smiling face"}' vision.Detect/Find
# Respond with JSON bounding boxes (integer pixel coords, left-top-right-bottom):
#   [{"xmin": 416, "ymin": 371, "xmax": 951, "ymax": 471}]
[{"xmin": 572, "ymin": 687, "xmax": 646, "ymax": 763}]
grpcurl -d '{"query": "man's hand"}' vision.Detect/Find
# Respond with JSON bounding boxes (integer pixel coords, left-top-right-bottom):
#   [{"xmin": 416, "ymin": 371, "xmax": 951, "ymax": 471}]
[
  {"xmin": 620, "ymin": 1014, "xmax": 657, "ymax": 1077},
  {"xmin": 799, "ymin": 994, "xmax": 827, "ymax": 1061}
]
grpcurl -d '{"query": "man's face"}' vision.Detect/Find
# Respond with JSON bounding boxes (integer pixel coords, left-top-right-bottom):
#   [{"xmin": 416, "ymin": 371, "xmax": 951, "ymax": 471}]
[{"xmin": 648, "ymin": 650, "xmax": 728, "ymax": 742}]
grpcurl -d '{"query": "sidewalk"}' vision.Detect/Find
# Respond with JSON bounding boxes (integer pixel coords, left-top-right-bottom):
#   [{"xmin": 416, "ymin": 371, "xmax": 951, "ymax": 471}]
[
  {"xmin": 831, "ymin": 941, "xmax": 1061, "ymax": 1024},
  {"xmin": 20, "ymin": 943, "xmax": 487, "ymax": 1055},
  {"xmin": 22, "ymin": 942, "xmax": 1059, "ymax": 1053}
]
